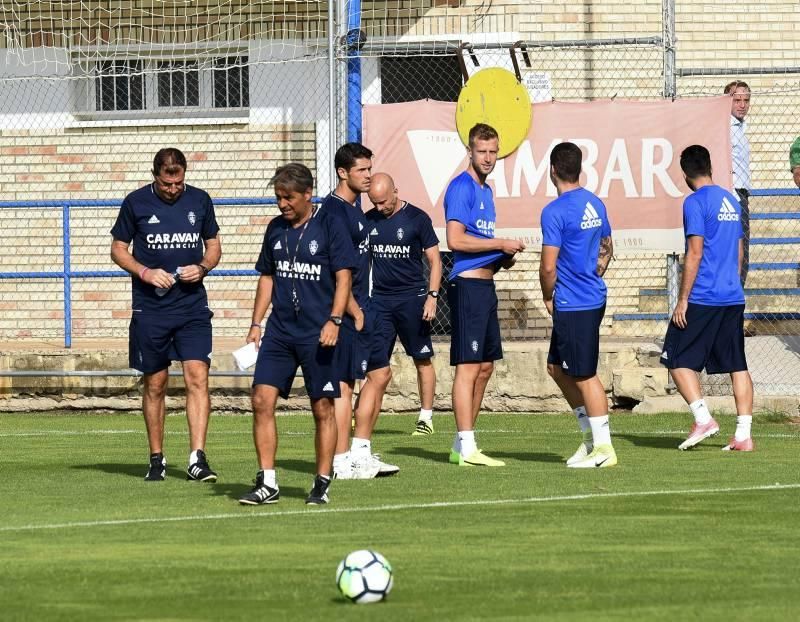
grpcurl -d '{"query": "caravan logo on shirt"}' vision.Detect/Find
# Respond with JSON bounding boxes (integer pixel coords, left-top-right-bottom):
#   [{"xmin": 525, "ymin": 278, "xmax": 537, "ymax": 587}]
[
  {"xmin": 580, "ymin": 202, "xmax": 603, "ymax": 230},
  {"xmin": 717, "ymin": 197, "xmax": 740, "ymax": 222}
]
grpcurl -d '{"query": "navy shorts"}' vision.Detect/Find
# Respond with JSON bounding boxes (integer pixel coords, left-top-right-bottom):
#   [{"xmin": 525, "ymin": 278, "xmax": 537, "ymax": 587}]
[
  {"xmin": 547, "ymin": 305, "xmax": 605, "ymax": 377},
  {"xmin": 368, "ymin": 294, "xmax": 434, "ymax": 370},
  {"xmin": 660, "ymin": 303, "xmax": 748, "ymax": 374},
  {"xmin": 129, "ymin": 311, "xmax": 213, "ymax": 374},
  {"xmin": 335, "ymin": 315, "xmax": 371, "ymax": 383},
  {"xmin": 448, "ymin": 277, "xmax": 502, "ymax": 366},
  {"xmin": 253, "ymin": 335, "xmax": 341, "ymax": 400}
]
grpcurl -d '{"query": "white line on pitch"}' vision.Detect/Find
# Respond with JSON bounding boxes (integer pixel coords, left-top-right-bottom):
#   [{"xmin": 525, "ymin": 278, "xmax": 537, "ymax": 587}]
[{"xmin": 2, "ymin": 483, "xmax": 798, "ymax": 534}]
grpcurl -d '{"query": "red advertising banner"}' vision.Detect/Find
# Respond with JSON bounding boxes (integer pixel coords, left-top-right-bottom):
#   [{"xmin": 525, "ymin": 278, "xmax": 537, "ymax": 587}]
[{"xmin": 363, "ymin": 97, "xmax": 733, "ymax": 252}]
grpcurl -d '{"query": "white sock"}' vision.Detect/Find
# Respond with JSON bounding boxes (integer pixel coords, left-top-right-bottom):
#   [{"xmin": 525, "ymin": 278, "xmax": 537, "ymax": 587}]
[
  {"xmin": 735, "ymin": 415, "xmax": 752, "ymax": 441},
  {"xmin": 418, "ymin": 408, "xmax": 433, "ymax": 422},
  {"xmin": 689, "ymin": 399, "xmax": 712, "ymax": 425},
  {"xmin": 589, "ymin": 415, "xmax": 611, "ymax": 447},
  {"xmin": 188, "ymin": 449, "xmax": 201, "ymax": 467},
  {"xmin": 350, "ymin": 437, "xmax": 371, "ymax": 457},
  {"xmin": 260, "ymin": 469, "xmax": 277, "ymax": 489},
  {"xmin": 458, "ymin": 430, "xmax": 477, "ymax": 457},
  {"xmin": 574, "ymin": 406, "xmax": 591, "ymax": 435}
]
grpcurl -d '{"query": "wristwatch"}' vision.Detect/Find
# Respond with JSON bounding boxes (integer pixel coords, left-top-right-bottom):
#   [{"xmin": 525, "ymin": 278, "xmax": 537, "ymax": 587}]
[
  {"xmin": 329, "ymin": 315, "xmax": 343, "ymax": 326},
  {"xmin": 427, "ymin": 290, "xmax": 439, "ymax": 298}
]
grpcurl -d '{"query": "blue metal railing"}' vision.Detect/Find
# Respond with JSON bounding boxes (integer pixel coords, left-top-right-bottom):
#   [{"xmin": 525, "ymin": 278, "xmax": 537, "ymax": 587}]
[
  {"xmin": 1, "ymin": 189, "xmax": 798, "ymax": 347},
  {"xmin": 0, "ymin": 197, "xmax": 318, "ymax": 348}
]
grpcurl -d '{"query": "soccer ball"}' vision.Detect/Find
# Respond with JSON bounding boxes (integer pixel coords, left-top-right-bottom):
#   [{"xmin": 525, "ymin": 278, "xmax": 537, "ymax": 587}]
[{"xmin": 336, "ymin": 549, "xmax": 394, "ymax": 604}]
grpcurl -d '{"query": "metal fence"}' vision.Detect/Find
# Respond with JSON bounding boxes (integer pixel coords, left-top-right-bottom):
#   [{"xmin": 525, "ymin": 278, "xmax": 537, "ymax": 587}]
[{"xmin": 0, "ymin": 1, "xmax": 798, "ymax": 395}]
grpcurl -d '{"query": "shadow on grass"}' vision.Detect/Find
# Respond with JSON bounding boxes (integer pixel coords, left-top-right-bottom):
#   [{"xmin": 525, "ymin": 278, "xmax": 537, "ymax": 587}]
[
  {"xmin": 491, "ymin": 451, "xmax": 563, "ymax": 464},
  {"xmin": 391, "ymin": 446, "xmax": 450, "ymax": 464},
  {"xmin": 615, "ymin": 433, "xmax": 682, "ymax": 450},
  {"xmin": 71, "ymin": 462, "xmax": 186, "ymax": 480}
]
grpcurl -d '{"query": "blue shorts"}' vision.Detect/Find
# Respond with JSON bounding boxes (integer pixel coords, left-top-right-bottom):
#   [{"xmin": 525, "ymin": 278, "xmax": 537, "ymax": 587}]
[
  {"xmin": 448, "ymin": 277, "xmax": 502, "ymax": 366},
  {"xmin": 253, "ymin": 335, "xmax": 341, "ymax": 399},
  {"xmin": 547, "ymin": 305, "xmax": 605, "ymax": 377},
  {"xmin": 660, "ymin": 303, "xmax": 748, "ymax": 374},
  {"xmin": 368, "ymin": 294, "xmax": 434, "ymax": 371},
  {"xmin": 129, "ymin": 311, "xmax": 213, "ymax": 374},
  {"xmin": 335, "ymin": 315, "xmax": 371, "ymax": 382}
]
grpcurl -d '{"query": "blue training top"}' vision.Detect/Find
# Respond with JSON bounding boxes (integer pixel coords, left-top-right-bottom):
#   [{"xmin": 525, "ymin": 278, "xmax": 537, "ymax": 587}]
[
  {"xmin": 365, "ymin": 202, "xmax": 439, "ymax": 297},
  {"xmin": 444, "ymin": 171, "xmax": 504, "ymax": 280},
  {"xmin": 111, "ymin": 183, "xmax": 219, "ymax": 316},
  {"xmin": 684, "ymin": 184, "xmax": 745, "ymax": 306},
  {"xmin": 541, "ymin": 187, "xmax": 611, "ymax": 311}
]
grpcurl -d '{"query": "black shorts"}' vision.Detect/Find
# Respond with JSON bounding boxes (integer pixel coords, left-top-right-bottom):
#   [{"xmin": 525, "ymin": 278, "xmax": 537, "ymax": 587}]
[
  {"xmin": 335, "ymin": 314, "xmax": 372, "ymax": 383},
  {"xmin": 547, "ymin": 305, "xmax": 605, "ymax": 377},
  {"xmin": 448, "ymin": 277, "xmax": 502, "ymax": 366},
  {"xmin": 368, "ymin": 293, "xmax": 434, "ymax": 370},
  {"xmin": 660, "ymin": 303, "xmax": 748, "ymax": 374},
  {"xmin": 253, "ymin": 335, "xmax": 341, "ymax": 400},
  {"xmin": 129, "ymin": 311, "xmax": 213, "ymax": 374}
]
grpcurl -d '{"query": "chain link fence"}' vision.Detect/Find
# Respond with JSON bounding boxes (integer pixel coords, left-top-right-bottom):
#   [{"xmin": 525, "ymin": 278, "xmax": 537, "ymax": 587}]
[{"xmin": 0, "ymin": 2, "xmax": 798, "ymax": 395}]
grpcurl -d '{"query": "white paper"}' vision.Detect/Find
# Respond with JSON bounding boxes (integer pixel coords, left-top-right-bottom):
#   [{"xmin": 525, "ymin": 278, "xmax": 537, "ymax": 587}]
[{"xmin": 232, "ymin": 342, "xmax": 259, "ymax": 371}]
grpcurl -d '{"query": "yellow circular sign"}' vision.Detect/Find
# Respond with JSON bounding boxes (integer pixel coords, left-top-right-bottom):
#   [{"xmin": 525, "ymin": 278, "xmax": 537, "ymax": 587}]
[{"xmin": 456, "ymin": 67, "xmax": 532, "ymax": 159}]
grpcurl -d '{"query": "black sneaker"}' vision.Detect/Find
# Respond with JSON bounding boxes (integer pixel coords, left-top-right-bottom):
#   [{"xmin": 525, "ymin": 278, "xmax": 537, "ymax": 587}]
[
  {"xmin": 187, "ymin": 449, "xmax": 218, "ymax": 482},
  {"xmin": 145, "ymin": 453, "xmax": 166, "ymax": 482},
  {"xmin": 305, "ymin": 474, "xmax": 331, "ymax": 505},
  {"xmin": 238, "ymin": 472, "xmax": 280, "ymax": 505}
]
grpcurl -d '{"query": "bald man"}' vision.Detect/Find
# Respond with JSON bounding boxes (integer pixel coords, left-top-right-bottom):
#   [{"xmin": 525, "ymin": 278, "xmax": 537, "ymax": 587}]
[{"xmin": 352, "ymin": 173, "xmax": 442, "ymax": 448}]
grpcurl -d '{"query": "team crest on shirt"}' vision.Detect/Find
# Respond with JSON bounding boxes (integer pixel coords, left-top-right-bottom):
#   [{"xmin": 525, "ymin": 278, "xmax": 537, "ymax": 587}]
[
  {"xmin": 396, "ymin": 227, "xmax": 404, "ymax": 241},
  {"xmin": 308, "ymin": 240, "xmax": 319, "ymax": 256},
  {"xmin": 471, "ymin": 340, "xmax": 479, "ymax": 353},
  {"xmin": 188, "ymin": 211, "xmax": 196, "ymax": 226}
]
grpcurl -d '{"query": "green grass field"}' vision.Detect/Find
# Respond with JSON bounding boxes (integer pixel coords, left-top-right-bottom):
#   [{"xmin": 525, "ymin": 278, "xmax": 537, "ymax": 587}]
[{"xmin": 1, "ymin": 411, "xmax": 799, "ymax": 621}]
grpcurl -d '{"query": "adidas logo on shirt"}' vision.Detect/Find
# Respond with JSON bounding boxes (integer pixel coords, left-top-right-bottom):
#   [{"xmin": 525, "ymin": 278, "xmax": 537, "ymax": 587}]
[
  {"xmin": 419, "ymin": 345, "xmax": 431, "ymax": 354},
  {"xmin": 273, "ymin": 240, "xmax": 282, "ymax": 250},
  {"xmin": 717, "ymin": 197, "xmax": 740, "ymax": 222},
  {"xmin": 580, "ymin": 203, "xmax": 602, "ymax": 230},
  {"xmin": 322, "ymin": 382, "xmax": 334, "ymax": 392},
  {"xmin": 370, "ymin": 228, "xmax": 379, "ymax": 235},
  {"xmin": 148, "ymin": 215, "xmax": 160, "ymax": 224},
  {"xmin": 562, "ymin": 361, "xmax": 569, "ymax": 370},
  {"xmin": 661, "ymin": 351, "xmax": 668, "ymax": 359},
  {"xmin": 358, "ymin": 222, "xmax": 364, "ymax": 231}
]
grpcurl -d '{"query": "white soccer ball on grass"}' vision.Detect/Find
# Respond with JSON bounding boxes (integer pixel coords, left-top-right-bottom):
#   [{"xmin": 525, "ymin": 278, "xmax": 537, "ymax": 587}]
[{"xmin": 335, "ymin": 549, "xmax": 394, "ymax": 604}]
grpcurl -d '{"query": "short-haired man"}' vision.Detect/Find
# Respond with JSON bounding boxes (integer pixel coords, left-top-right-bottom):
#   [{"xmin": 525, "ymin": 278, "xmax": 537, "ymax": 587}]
[
  {"xmin": 661, "ymin": 145, "xmax": 755, "ymax": 452},
  {"xmin": 357, "ymin": 172, "xmax": 442, "ymax": 438},
  {"xmin": 444, "ymin": 123, "xmax": 525, "ymax": 467},
  {"xmin": 323, "ymin": 143, "xmax": 398, "ymax": 479},
  {"xmin": 239, "ymin": 163, "xmax": 355, "ymax": 506},
  {"xmin": 111, "ymin": 147, "xmax": 221, "ymax": 482},
  {"xmin": 540, "ymin": 142, "xmax": 616, "ymax": 468},
  {"xmin": 725, "ymin": 80, "xmax": 751, "ymax": 286},
  {"xmin": 790, "ymin": 137, "xmax": 800, "ymax": 188}
]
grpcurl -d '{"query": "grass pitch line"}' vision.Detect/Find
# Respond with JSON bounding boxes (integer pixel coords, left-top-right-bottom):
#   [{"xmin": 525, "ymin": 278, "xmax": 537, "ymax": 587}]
[{"xmin": 2, "ymin": 483, "xmax": 798, "ymax": 534}]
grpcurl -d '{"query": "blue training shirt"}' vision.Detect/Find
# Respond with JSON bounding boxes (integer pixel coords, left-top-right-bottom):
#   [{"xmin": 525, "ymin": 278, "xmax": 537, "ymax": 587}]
[
  {"xmin": 444, "ymin": 171, "xmax": 504, "ymax": 279},
  {"xmin": 541, "ymin": 187, "xmax": 611, "ymax": 311},
  {"xmin": 321, "ymin": 192, "xmax": 370, "ymax": 307},
  {"xmin": 255, "ymin": 208, "xmax": 356, "ymax": 344},
  {"xmin": 111, "ymin": 183, "xmax": 219, "ymax": 316},
  {"xmin": 365, "ymin": 202, "xmax": 439, "ymax": 297},
  {"xmin": 683, "ymin": 185, "xmax": 745, "ymax": 306}
]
